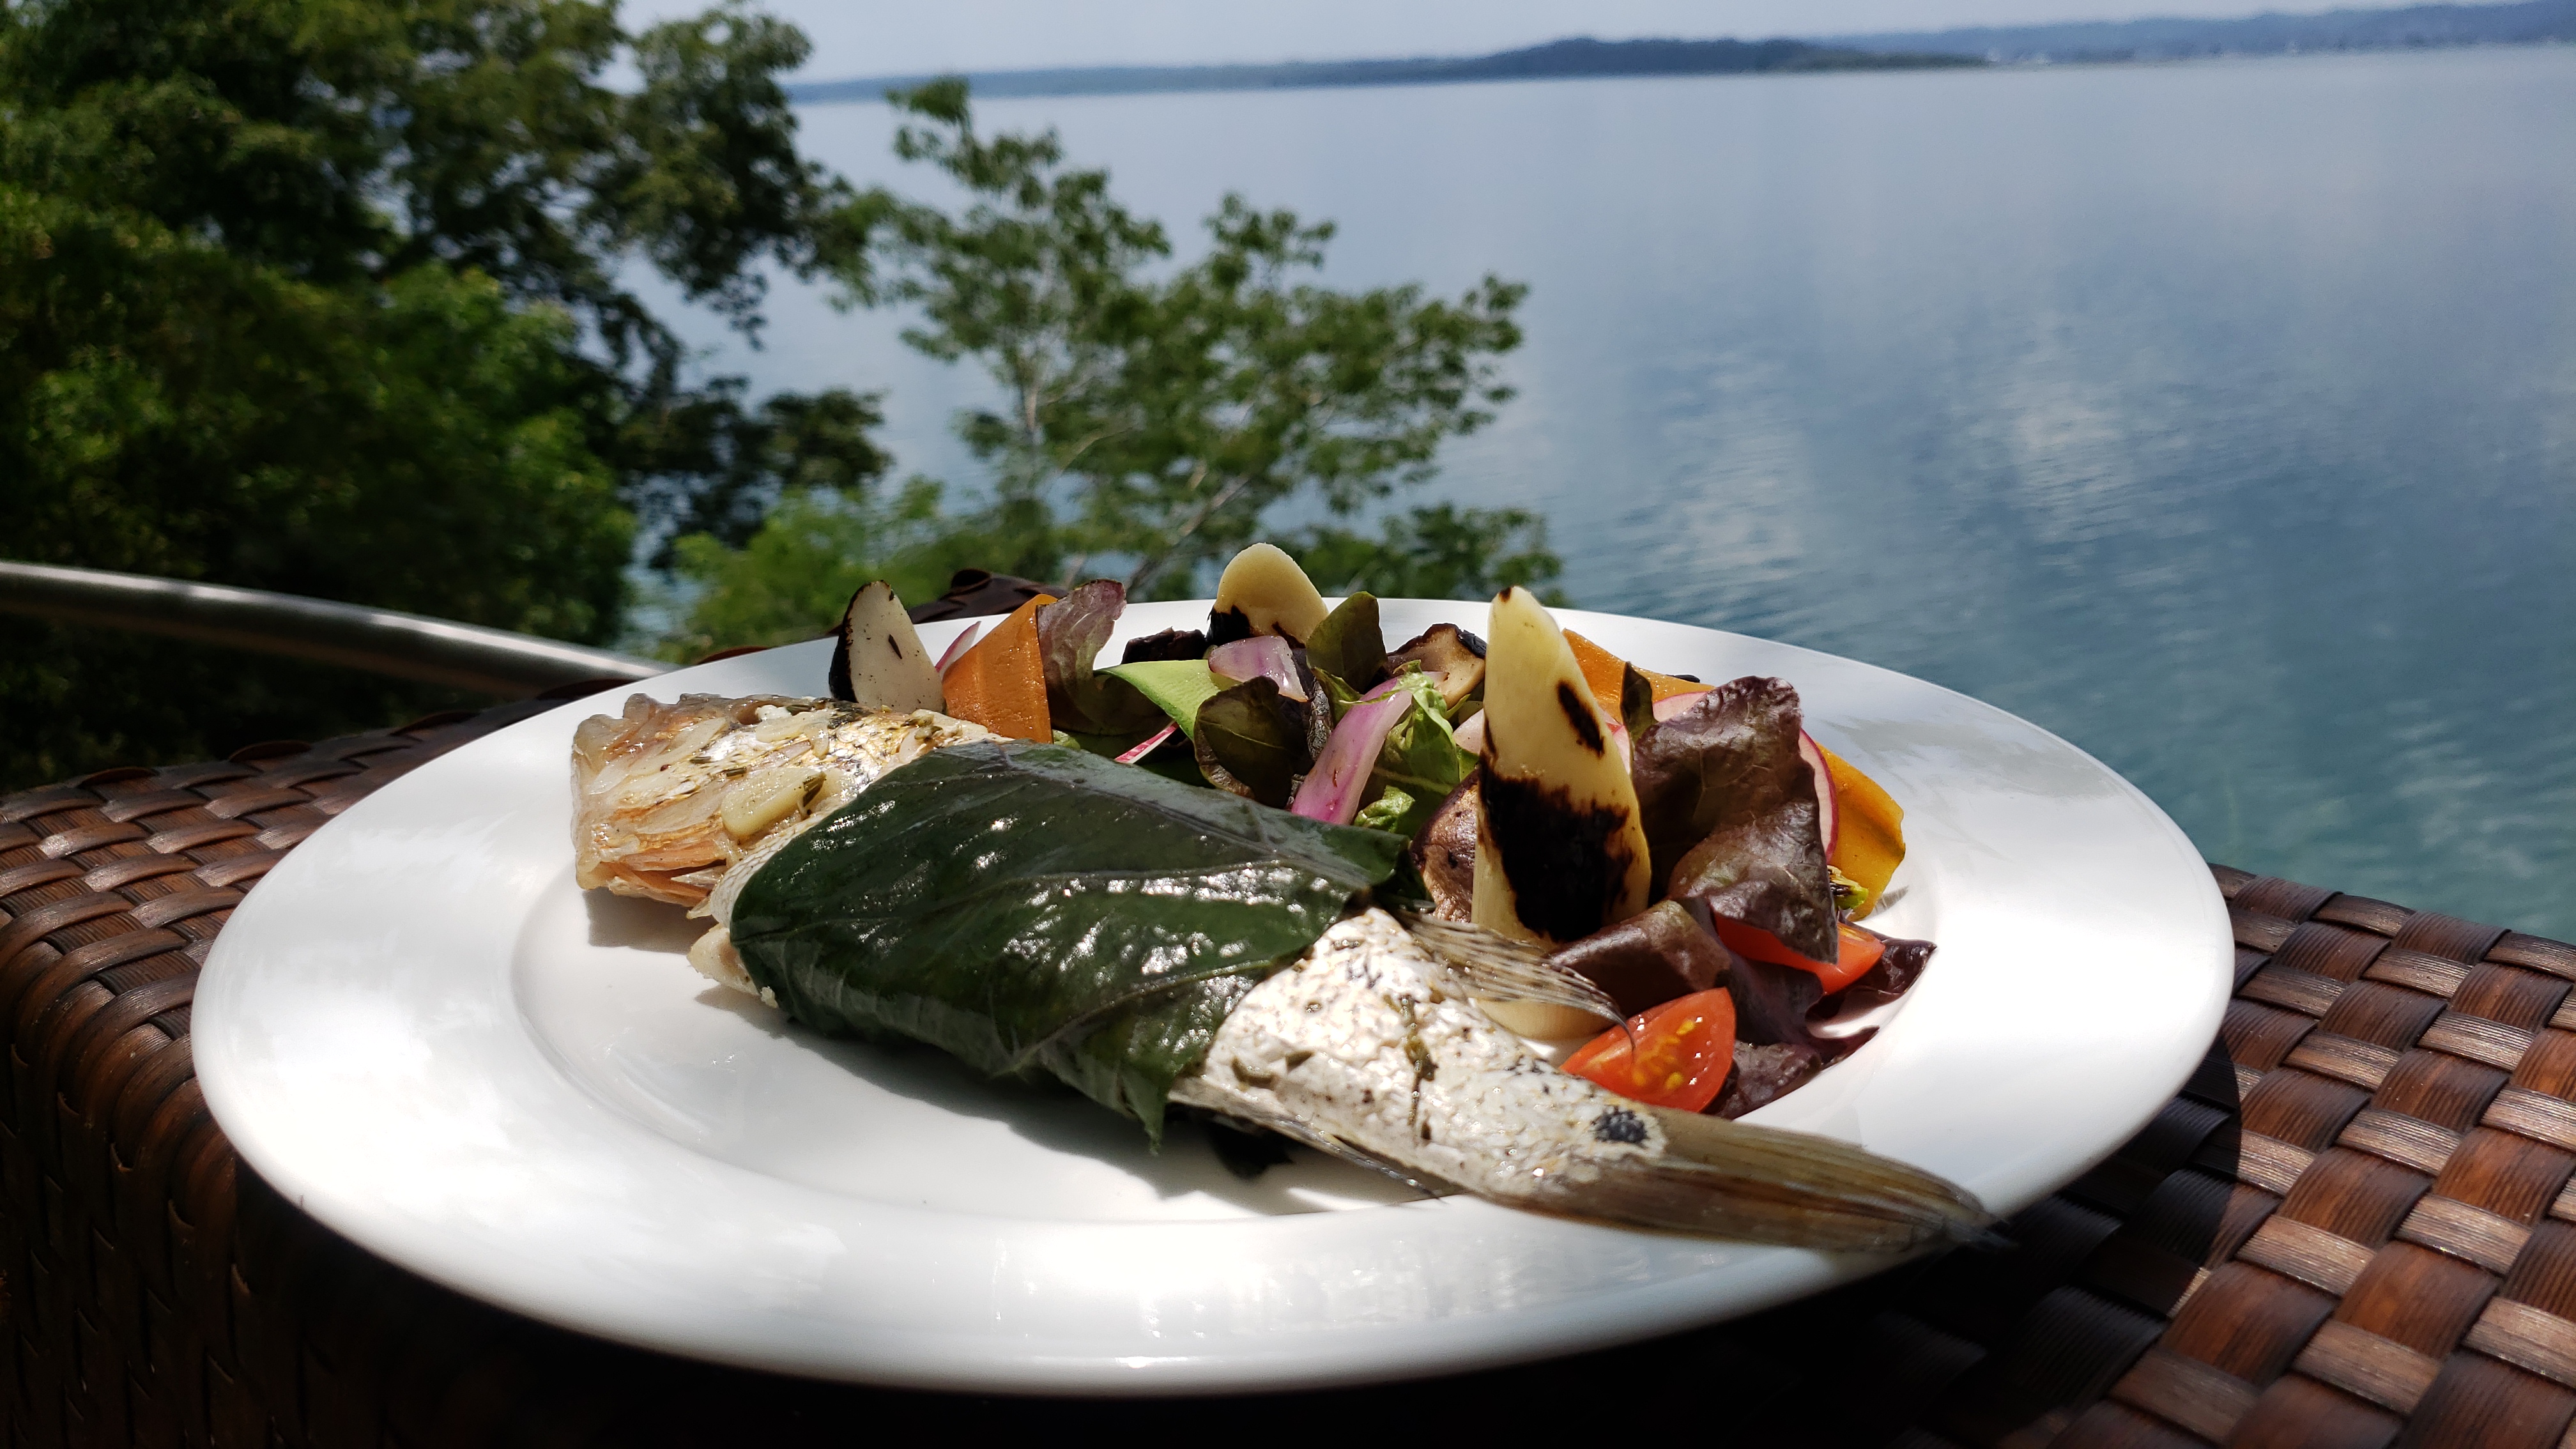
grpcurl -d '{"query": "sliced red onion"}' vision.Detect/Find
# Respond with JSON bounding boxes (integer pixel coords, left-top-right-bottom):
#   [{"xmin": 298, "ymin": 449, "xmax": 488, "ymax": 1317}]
[
  {"xmin": 1289, "ymin": 679, "xmax": 1413, "ymax": 824},
  {"xmin": 1207, "ymin": 636, "xmax": 1305, "ymax": 702},
  {"xmin": 1114, "ymin": 723, "xmax": 1177, "ymax": 765},
  {"xmin": 933, "ymin": 622, "xmax": 983, "ymax": 675}
]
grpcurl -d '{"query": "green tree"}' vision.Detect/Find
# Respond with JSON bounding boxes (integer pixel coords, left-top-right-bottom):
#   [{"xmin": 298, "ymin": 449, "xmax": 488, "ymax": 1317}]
[
  {"xmin": 654, "ymin": 477, "xmax": 985, "ymax": 660},
  {"xmin": 1293, "ymin": 503, "xmax": 1570, "ymax": 603},
  {"xmin": 670, "ymin": 80, "xmax": 1561, "ymax": 646},
  {"xmin": 849, "ymin": 80, "xmax": 1535, "ymax": 599},
  {"xmin": 0, "ymin": 0, "xmax": 885, "ymax": 788}
]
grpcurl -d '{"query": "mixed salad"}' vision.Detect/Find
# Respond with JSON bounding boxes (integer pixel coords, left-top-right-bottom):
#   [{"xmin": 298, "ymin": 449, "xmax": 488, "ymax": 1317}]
[{"xmin": 837, "ymin": 542, "xmax": 1933, "ymax": 1124}]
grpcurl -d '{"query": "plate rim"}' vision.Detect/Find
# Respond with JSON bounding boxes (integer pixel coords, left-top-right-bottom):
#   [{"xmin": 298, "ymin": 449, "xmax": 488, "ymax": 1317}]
[{"xmin": 195, "ymin": 599, "xmax": 2232, "ymax": 1393}]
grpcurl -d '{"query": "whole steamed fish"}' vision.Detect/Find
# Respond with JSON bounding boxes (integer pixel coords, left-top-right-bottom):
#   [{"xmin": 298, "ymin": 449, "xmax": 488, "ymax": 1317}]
[{"xmin": 572, "ymin": 691, "xmax": 1988, "ymax": 1251}]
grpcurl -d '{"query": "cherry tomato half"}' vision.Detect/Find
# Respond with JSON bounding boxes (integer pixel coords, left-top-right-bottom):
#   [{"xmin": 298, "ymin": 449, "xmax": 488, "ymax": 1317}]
[
  {"xmin": 1563, "ymin": 989, "xmax": 1738, "ymax": 1113},
  {"xmin": 1708, "ymin": 918, "xmax": 1887, "ymax": 994}
]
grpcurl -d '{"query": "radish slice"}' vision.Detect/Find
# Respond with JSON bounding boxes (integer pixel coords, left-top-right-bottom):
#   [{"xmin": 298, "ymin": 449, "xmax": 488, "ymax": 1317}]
[
  {"xmin": 1452, "ymin": 709, "xmax": 1486, "ymax": 756},
  {"xmin": 1799, "ymin": 729, "xmax": 1839, "ymax": 857},
  {"xmin": 1651, "ymin": 688, "xmax": 1710, "ymax": 723},
  {"xmin": 1207, "ymin": 636, "xmax": 1305, "ymax": 701},
  {"xmin": 933, "ymin": 622, "xmax": 983, "ymax": 676},
  {"xmin": 1289, "ymin": 678, "xmax": 1412, "ymax": 824},
  {"xmin": 1114, "ymin": 723, "xmax": 1178, "ymax": 765}
]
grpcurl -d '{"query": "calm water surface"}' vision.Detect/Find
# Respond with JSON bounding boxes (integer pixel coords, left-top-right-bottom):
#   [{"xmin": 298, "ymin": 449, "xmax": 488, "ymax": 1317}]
[{"xmin": 657, "ymin": 48, "xmax": 2576, "ymax": 937}]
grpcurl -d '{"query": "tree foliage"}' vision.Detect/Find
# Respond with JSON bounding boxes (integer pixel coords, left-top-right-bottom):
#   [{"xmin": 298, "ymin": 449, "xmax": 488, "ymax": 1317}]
[
  {"xmin": 852, "ymin": 80, "xmax": 1533, "ymax": 599},
  {"xmin": 656, "ymin": 477, "xmax": 995, "ymax": 661},
  {"xmin": 3, "ymin": 6, "xmax": 1568, "ymax": 788},
  {"xmin": 0, "ymin": 0, "xmax": 885, "ymax": 786},
  {"xmin": 670, "ymin": 81, "xmax": 1564, "ymax": 648},
  {"xmin": 1292, "ymin": 503, "xmax": 1570, "ymax": 604}
]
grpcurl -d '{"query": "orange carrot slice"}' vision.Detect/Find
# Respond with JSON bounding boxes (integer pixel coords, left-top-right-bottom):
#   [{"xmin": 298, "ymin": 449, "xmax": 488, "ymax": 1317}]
[
  {"xmin": 940, "ymin": 594, "xmax": 1057, "ymax": 741},
  {"xmin": 1563, "ymin": 629, "xmax": 1705, "ymax": 716},
  {"xmin": 1817, "ymin": 743, "xmax": 1906, "ymax": 909},
  {"xmin": 1560, "ymin": 628, "xmax": 1628, "ymax": 720},
  {"xmin": 1634, "ymin": 666, "xmax": 1706, "ymax": 702}
]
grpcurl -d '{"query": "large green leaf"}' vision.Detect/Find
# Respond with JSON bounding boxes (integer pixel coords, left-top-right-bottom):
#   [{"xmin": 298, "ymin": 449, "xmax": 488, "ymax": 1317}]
[{"xmin": 726, "ymin": 741, "xmax": 1407, "ymax": 1139}]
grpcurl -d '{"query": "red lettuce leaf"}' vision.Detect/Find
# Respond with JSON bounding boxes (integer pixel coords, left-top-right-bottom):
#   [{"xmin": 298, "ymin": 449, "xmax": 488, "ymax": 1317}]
[
  {"xmin": 1193, "ymin": 677, "xmax": 1314, "ymax": 807},
  {"xmin": 1305, "ymin": 593, "xmax": 1387, "ymax": 694},
  {"xmin": 1713, "ymin": 1043, "xmax": 1825, "ymax": 1119},
  {"xmin": 1634, "ymin": 677, "xmax": 1836, "ymax": 962},
  {"xmin": 1545, "ymin": 899, "xmax": 1731, "ymax": 1018},
  {"xmin": 1724, "ymin": 949, "xmax": 1827, "ymax": 1049},
  {"xmin": 1039, "ymin": 581, "xmax": 1167, "ymax": 737},
  {"xmin": 1830, "ymin": 932, "xmax": 1936, "ymax": 1015},
  {"xmin": 1120, "ymin": 627, "xmax": 1207, "ymax": 664}
]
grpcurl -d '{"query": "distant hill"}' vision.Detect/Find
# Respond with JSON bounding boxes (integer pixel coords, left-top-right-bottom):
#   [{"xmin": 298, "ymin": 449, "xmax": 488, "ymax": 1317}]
[
  {"xmin": 1825, "ymin": 0, "xmax": 2575, "ymax": 62},
  {"xmin": 785, "ymin": 1, "xmax": 2575, "ymax": 107},
  {"xmin": 786, "ymin": 36, "xmax": 1974, "ymax": 107}
]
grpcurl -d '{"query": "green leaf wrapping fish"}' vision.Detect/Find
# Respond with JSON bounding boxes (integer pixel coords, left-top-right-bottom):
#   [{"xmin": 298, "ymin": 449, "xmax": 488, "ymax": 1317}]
[
  {"xmin": 729, "ymin": 742, "xmax": 1404, "ymax": 1140},
  {"xmin": 570, "ymin": 689, "xmax": 1989, "ymax": 1252}
]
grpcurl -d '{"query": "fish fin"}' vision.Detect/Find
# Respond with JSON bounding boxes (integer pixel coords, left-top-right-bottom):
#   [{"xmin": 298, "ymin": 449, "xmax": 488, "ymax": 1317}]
[
  {"xmin": 1522, "ymin": 1107, "xmax": 1993, "ymax": 1252},
  {"xmin": 1199, "ymin": 1103, "xmax": 1461, "ymax": 1199},
  {"xmin": 1394, "ymin": 911, "xmax": 1626, "ymax": 1039}
]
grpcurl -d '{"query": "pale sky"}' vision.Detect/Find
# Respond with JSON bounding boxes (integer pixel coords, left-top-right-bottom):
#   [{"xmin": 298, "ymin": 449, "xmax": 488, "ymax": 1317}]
[{"xmin": 622, "ymin": 1, "xmax": 2404, "ymax": 77}]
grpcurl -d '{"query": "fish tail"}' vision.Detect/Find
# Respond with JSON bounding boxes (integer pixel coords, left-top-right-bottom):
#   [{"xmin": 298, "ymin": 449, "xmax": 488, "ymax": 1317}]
[{"xmin": 1524, "ymin": 1107, "xmax": 1993, "ymax": 1252}]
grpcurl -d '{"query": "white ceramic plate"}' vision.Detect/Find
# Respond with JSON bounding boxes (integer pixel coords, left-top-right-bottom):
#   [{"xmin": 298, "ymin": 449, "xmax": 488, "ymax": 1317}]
[{"xmin": 196, "ymin": 600, "xmax": 2230, "ymax": 1394}]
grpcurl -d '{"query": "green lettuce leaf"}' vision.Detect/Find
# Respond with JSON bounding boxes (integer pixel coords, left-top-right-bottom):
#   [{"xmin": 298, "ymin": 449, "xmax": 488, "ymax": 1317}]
[
  {"xmin": 1100, "ymin": 658, "xmax": 1226, "ymax": 738},
  {"xmin": 1310, "ymin": 666, "xmax": 1361, "ymax": 724},
  {"xmin": 726, "ymin": 742, "xmax": 1406, "ymax": 1140},
  {"xmin": 1354, "ymin": 668, "xmax": 1476, "ymax": 838},
  {"xmin": 1353, "ymin": 783, "xmax": 1417, "ymax": 834}
]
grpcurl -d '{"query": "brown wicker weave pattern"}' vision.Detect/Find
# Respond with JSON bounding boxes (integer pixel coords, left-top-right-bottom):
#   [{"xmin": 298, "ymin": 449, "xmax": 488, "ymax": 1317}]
[
  {"xmin": 2057, "ymin": 868, "xmax": 2576, "ymax": 1449},
  {"xmin": 0, "ymin": 700, "xmax": 582, "ymax": 1447},
  {"xmin": 6, "ymin": 693, "xmax": 2574, "ymax": 1446}
]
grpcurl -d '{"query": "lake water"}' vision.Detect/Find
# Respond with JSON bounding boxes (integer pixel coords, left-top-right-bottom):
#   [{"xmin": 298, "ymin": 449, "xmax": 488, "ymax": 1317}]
[{"xmin": 648, "ymin": 47, "xmax": 2576, "ymax": 939}]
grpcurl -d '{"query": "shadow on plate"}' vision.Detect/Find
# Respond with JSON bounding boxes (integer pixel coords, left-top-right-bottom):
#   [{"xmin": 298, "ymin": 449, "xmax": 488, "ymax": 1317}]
[{"xmin": 581, "ymin": 887, "xmax": 1423, "ymax": 1216}]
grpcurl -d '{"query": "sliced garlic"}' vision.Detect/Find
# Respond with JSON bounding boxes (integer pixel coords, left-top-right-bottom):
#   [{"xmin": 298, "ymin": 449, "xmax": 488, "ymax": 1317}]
[
  {"xmin": 753, "ymin": 707, "xmax": 835, "ymax": 744},
  {"xmin": 720, "ymin": 765, "xmax": 823, "ymax": 839}
]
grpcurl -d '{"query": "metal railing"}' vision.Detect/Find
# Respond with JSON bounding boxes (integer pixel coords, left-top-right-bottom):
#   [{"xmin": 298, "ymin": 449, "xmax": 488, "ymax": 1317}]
[{"xmin": 0, "ymin": 562, "xmax": 664, "ymax": 695}]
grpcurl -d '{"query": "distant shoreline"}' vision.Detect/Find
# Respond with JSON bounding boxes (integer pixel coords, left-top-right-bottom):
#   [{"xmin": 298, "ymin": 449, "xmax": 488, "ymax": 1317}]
[
  {"xmin": 788, "ymin": 38, "xmax": 1974, "ymax": 107},
  {"xmin": 786, "ymin": 0, "xmax": 2575, "ymax": 106}
]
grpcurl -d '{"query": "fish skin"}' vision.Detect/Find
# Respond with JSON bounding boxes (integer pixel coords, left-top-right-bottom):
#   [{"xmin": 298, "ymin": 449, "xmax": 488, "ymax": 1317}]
[
  {"xmin": 572, "ymin": 693, "xmax": 993, "ymax": 909},
  {"xmin": 1169, "ymin": 907, "xmax": 1672, "ymax": 1199},
  {"xmin": 1170, "ymin": 910, "xmax": 1988, "ymax": 1252},
  {"xmin": 575, "ymin": 694, "xmax": 1989, "ymax": 1250}
]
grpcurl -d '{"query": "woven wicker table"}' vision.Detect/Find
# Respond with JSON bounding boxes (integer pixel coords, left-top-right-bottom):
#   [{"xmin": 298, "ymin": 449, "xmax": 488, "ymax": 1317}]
[{"xmin": 7, "ymin": 691, "xmax": 2573, "ymax": 1447}]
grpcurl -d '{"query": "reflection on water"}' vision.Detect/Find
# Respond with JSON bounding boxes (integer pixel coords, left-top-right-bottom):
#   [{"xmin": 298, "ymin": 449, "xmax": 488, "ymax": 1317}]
[{"xmin": 647, "ymin": 47, "xmax": 2576, "ymax": 936}]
